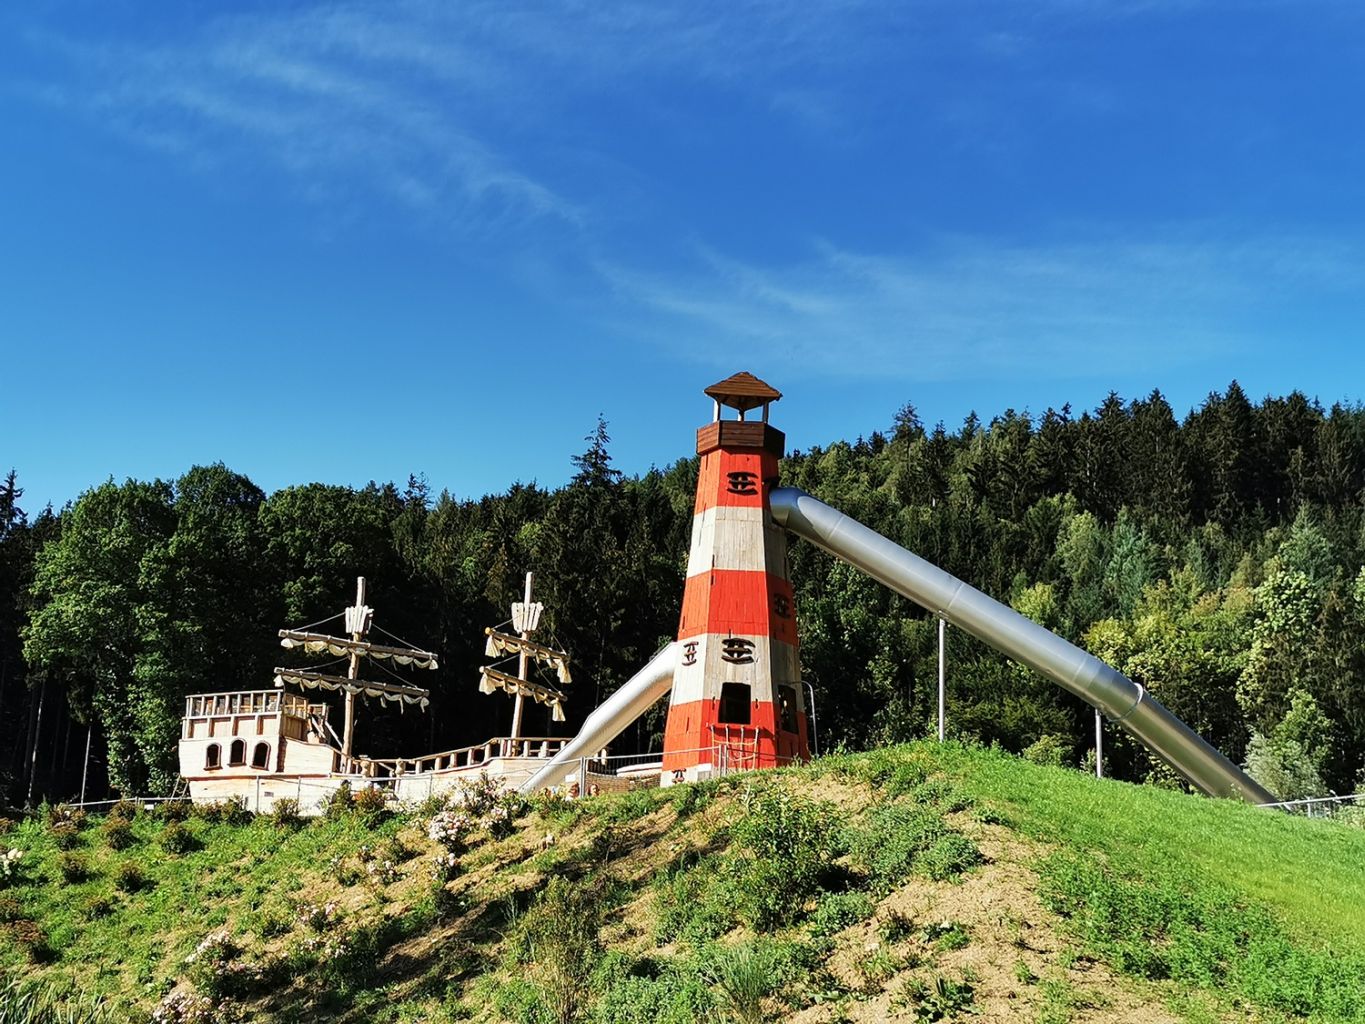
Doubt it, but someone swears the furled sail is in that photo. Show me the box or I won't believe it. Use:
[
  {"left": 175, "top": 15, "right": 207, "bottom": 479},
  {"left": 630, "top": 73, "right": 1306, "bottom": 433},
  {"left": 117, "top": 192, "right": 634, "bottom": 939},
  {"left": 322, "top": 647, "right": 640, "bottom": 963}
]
[
  {"left": 278, "top": 630, "right": 439, "bottom": 670},
  {"left": 483, "top": 629, "right": 572, "bottom": 683},
  {"left": 273, "top": 668, "right": 430, "bottom": 710},
  {"left": 477, "top": 666, "right": 566, "bottom": 722}
]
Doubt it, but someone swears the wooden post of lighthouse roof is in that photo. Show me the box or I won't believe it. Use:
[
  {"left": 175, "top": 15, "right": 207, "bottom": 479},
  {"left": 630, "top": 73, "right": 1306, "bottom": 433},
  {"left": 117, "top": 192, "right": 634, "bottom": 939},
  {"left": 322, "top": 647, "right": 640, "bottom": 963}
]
[{"left": 662, "top": 372, "right": 810, "bottom": 782}]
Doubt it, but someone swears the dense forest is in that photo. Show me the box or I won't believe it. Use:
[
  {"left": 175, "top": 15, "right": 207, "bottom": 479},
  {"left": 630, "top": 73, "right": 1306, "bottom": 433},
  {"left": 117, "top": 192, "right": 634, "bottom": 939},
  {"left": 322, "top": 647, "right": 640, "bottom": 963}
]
[{"left": 5, "top": 381, "right": 1365, "bottom": 806}]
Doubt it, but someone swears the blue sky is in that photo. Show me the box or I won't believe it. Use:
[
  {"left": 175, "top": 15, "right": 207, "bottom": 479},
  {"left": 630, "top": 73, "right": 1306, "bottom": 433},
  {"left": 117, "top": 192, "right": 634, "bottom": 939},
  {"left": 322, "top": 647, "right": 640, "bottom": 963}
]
[{"left": 3, "top": 1, "right": 1364, "bottom": 511}]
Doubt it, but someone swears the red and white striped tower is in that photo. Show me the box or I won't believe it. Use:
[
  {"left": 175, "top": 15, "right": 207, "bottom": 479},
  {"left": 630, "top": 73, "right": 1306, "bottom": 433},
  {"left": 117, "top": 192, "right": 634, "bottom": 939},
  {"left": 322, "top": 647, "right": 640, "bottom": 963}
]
[{"left": 662, "top": 372, "right": 809, "bottom": 782}]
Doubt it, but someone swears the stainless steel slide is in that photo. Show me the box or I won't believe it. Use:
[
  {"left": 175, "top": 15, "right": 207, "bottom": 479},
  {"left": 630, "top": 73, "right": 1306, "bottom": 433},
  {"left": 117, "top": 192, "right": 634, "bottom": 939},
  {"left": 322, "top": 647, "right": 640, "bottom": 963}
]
[
  {"left": 770, "top": 487, "right": 1275, "bottom": 804},
  {"left": 518, "top": 642, "right": 678, "bottom": 794}
]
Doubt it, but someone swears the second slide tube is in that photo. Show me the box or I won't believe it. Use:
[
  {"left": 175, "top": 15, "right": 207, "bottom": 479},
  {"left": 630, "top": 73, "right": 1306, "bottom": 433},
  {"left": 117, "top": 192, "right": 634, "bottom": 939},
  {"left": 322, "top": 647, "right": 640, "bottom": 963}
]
[{"left": 769, "top": 487, "right": 1275, "bottom": 805}]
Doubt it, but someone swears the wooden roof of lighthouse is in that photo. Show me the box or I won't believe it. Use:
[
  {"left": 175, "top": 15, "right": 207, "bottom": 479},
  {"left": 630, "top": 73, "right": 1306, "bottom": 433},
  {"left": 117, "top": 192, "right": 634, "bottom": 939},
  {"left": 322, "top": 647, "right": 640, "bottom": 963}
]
[{"left": 704, "top": 371, "right": 782, "bottom": 413}]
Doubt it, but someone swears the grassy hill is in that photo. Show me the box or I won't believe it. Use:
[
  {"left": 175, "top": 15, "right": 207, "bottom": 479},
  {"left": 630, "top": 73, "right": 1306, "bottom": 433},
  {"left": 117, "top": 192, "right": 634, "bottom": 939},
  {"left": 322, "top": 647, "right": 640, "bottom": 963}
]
[{"left": 2, "top": 743, "right": 1363, "bottom": 1023}]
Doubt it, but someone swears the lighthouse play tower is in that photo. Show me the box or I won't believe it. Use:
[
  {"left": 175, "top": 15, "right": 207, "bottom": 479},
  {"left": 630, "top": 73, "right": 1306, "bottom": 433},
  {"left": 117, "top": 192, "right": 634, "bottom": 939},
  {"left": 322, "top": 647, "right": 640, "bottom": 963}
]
[{"left": 661, "top": 372, "right": 810, "bottom": 781}]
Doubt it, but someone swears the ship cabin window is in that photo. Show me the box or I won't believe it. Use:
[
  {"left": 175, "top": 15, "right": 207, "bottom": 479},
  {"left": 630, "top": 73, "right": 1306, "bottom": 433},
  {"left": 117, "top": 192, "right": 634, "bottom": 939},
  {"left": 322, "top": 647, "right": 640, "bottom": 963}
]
[
  {"left": 205, "top": 743, "right": 222, "bottom": 770},
  {"left": 717, "top": 682, "right": 751, "bottom": 725},
  {"left": 251, "top": 742, "right": 271, "bottom": 770},
  {"left": 228, "top": 739, "right": 246, "bottom": 767},
  {"left": 778, "top": 685, "right": 799, "bottom": 734}
]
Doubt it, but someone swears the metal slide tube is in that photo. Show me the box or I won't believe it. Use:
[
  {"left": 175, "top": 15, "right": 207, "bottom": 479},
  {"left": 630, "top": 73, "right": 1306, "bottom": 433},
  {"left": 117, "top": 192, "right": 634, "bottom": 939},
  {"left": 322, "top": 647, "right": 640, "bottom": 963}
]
[
  {"left": 770, "top": 488, "right": 1275, "bottom": 804},
  {"left": 519, "top": 643, "right": 678, "bottom": 794}
]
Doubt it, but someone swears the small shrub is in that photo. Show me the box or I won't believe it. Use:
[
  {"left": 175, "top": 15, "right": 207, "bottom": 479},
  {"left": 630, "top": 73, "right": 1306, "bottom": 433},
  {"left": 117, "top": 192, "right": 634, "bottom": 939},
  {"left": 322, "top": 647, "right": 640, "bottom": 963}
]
[
  {"left": 0, "top": 893, "right": 22, "bottom": 921},
  {"left": 430, "top": 852, "right": 460, "bottom": 884},
  {"left": 102, "top": 817, "right": 135, "bottom": 850},
  {"left": 893, "top": 974, "right": 975, "bottom": 1022},
  {"left": 83, "top": 892, "right": 117, "bottom": 920},
  {"left": 808, "top": 891, "right": 876, "bottom": 937},
  {"left": 323, "top": 782, "right": 355, "bottom": 820},
  {"left": 910, "top": 778, "right": 973, "bottom": 813},
  {"left": 270, "top": 797, "right": 304, "bottom": 830},
  {"left": 878, "top": 910, "right": 916, "bottom": 944},
  {"left": 184, "top": 929, "right": 248, "bottom": 998},
  {"left": 918, "top": 834, "right": 982, "bottom": 882},
  {"left": 456, "top": 772, "right": 502, "bottom": 817},
  {"left": 1022, "top": 734, "right": 1071, "bottom": 768},
  {"left": 113, "top": 861, "right": 150, "bottom": 893},
  {"left": 151, "top": 989, "right": 230, "bottom": 1023},
  {"left": 47, "top": 802, "right": 88, "bottom": 828},
  {"left": 847, "top": 803, "right": 948, "bottom": 893},
  {"left": 379, "top": 835, "right": 414, "bottom": 864},
  {"left": 50, "top": 821, "right": 81, "bottom": 850},
  {"left": 592, "top": 953, "right": 716, "bottom": 1024},
  {"left": 366, "top": 859, "right": 401, "bottom": 886},
  {"left": 299, "top": 901, "right": 342, "bottom": 931},
  {"left": 414, "top": 791, "right": 449, "bottom": 818},
  {"left": 161, "top": 821, "right": 198, "bottom": 855},
  {"left": 155, "top": 799, "right": 193, "bottom": 823},
  {"left": 57, "top": 852, "right": 91, "bottom": 883},
  {"left": 652, "top": 858, "right": 732, "bottom": 945},
  {"left": 353, "top": 785, "right": 389, "bottom": 821},
  {"left": 485, "top": 796, "right": 522, "bottom": 839},
  {"left": 725, "top": 788, "right": 839, "bottom": 929},
  {"left": 703, "top": 943, "right": 777, "bottom": 1024},
  {"left": 107, "top": 799, "right": 141, "bottom": 823},
  {"left": 9, "top": 919, "right": 53, "bottom": 962},
  {"left": 193, "top": 796, "right": 251, "bottom": 826},
  {"left": 922, "top": 920, "right": 970, "bottom": 951},
  {"left": 510, "top": 877, "right": 603, "bottom": 1024},
  {"left": 428, "top": 809, "right": 476, "bottom": 852},
  {"left": 855, "top": 949, "right": 902, "bottom": 992}
]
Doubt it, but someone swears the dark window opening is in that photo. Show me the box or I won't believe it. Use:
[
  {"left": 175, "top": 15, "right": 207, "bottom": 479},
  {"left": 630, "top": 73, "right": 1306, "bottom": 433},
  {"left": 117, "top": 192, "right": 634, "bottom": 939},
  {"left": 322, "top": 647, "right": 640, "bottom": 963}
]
[
  {"left": 718, "top": 682, "right": 751, "bottom": 725},
  {"left": 205, "top": 743, "right": 221, "bottom": 770},
  {"left": 229, "top": 739, "right": 246, "bottom": 766},
  {"left": 778, "top": 685, "right": 798, "bottom": 734},
  {"left": 251, "top": 742, "right": 271, "bottom": 770}
]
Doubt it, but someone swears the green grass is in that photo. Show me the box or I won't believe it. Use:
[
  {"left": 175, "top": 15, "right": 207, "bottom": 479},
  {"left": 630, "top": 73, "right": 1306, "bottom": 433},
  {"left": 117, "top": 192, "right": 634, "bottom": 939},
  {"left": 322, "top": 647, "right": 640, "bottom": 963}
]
[
  {"left": 911, "top": 741, "right": 1365, "bottom": 951},
  {"left": 3, "top": 742, "right": 1364, "bottom": 1022}
]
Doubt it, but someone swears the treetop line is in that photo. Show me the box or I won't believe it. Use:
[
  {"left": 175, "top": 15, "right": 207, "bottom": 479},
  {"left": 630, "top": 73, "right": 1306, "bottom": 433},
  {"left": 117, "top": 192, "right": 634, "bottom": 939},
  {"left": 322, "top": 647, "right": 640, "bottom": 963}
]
[{"left": 4, "top": 382, "right": 1365, "bottom": 805}]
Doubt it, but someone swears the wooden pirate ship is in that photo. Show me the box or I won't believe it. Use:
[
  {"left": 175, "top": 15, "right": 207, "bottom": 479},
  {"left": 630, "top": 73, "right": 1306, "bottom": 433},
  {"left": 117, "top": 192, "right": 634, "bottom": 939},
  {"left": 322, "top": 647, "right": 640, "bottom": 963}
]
[{"left": 177, "top": 574, "right": 573, "bottom": 813}]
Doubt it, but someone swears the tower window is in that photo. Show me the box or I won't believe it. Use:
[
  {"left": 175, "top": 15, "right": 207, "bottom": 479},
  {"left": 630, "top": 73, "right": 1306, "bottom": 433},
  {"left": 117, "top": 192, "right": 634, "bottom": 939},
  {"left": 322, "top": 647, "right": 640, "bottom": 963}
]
[
  {"left": 718, "top": 682, "right": 751, "bottom": 725},
  {"left": 205, "top": 743, "right": 221, "bottom": 770},
  {"left": 251, "top": 742, "right": 271, "bottom": 770},
  {"left": 228, "top": 739, "right": 246, "bottom": 766}
]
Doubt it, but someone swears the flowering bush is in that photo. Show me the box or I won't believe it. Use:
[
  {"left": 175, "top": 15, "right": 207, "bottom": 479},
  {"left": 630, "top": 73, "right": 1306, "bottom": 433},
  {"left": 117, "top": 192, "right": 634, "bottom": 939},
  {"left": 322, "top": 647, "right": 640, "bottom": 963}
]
[
  {"left": 1, "top": 848, "right": 23, "bottom": 885},
  {"left": 366, "top": 859, "right": 401, "bottom": 886},
  {"left": 430, "top": 852, "right": 460, "bottom": 883},
  {"left": 427, "top": 810, "right": 476, "bottom": 852},
  {"left": 485, "top": 801, "right": 518, "bottom": 840},
  {"left": 457, "top": 772, "right": 502, "bottom": 816},
  {"left": 184, "top": 930, "right": 250, "bottom": 997},
  {"left": 299, "top": 900, "right": 342, "bottom": 931},
  {"left": 152, "top": 990, "right": 241, "bottom": 1024}
]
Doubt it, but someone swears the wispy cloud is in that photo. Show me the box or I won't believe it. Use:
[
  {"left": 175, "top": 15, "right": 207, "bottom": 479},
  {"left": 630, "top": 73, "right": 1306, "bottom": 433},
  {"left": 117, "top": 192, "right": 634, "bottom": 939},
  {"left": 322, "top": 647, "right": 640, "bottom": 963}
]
[{"left": 596, "top": 233, "right": 1365, "bottom": 379}]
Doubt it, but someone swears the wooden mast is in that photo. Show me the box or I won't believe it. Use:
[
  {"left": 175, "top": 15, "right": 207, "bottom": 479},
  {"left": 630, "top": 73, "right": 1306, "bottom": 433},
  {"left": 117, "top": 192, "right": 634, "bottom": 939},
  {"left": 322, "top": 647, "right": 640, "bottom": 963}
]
[
  {"left": 509, "top": 572, "right": 533, "bottom": 739},
  {"left": 477, "top": 572, "right": 569, "bottom": 734},
  {"left": 342, "top": 576, "right": 367, "bottom": 769}
]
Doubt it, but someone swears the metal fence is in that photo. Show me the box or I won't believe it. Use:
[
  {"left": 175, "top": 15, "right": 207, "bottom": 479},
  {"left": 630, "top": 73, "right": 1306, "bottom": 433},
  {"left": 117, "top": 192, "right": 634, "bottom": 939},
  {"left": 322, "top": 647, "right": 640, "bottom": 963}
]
[{"left": 1258, "top": 792, "right": 1365, "bottom": 822}]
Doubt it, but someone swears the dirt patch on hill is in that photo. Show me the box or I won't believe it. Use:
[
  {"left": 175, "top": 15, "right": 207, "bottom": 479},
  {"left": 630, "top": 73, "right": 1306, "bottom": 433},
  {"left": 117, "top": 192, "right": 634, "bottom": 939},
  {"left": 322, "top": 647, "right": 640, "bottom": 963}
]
[{"left": 789, "top": 824, "right": 1211, "bottom": 1024}]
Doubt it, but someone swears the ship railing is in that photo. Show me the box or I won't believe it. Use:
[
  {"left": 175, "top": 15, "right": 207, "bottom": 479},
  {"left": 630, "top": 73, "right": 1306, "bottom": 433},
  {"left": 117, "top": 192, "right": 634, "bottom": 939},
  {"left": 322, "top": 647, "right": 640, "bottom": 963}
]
[
  {"left": 339, "top": 736, "right": 569, "bottom": 778},
  {"left": 183, "top": 690, "right": 309, "bottom": 720}
]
